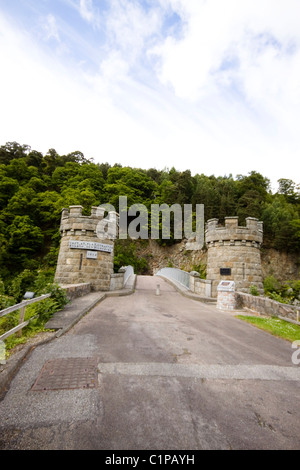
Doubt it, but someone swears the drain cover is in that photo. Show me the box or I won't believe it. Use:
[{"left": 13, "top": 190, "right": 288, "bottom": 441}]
[{"left": 31, "top": 357, "right": 98, "bottom": 391}]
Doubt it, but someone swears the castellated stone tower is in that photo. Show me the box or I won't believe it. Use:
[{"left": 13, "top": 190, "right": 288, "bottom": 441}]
[
  {"left": 205, "top": 216, "right": 264, "bottom": 297},
  {"left": 54, "top": 205, "right": 118, "bottom": 291}
]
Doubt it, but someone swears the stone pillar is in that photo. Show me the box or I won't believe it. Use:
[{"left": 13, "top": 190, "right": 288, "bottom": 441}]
[
  {"left": 217, "top": 281, "right": 236, "bottom": 310},
  {"left": 54, "top": 206, "right": 118, "bottom": 291}
]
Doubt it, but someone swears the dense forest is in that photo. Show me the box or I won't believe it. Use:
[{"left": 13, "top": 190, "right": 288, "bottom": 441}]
[{"left": 0, "top": 141, "right": 299, "bottom": 302}]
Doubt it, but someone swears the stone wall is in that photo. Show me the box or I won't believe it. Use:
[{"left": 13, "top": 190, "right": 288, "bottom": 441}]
[
  {"left": 236, "top": 292, "right": 300, "bottom": 322},
  {"left": 110, "top": 273, "right": 124, "bottom": 291},
  {"left": 189, "top": 272, "right": 212, "bottom": 297},
  {"left": 59, "top": 283, "right": 91, "bottom": 300}
]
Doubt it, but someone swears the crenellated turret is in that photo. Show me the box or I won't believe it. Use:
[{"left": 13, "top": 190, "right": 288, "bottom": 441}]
[
  {"left": 205, "top": 217, "right": 264, "bottom": 297},
  {"left": 54, "top": 205, "right": 119, "bottom": 291}
]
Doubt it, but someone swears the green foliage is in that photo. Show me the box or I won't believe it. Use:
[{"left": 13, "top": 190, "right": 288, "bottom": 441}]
[
  {"left": 0, "top": 294, "right": 15, "bottom": 310},
  {"left": 263, "top": 275, "right": 281, "bottom": 294},
  {"left": 262, "top": 195, "right": 300, "bottom": 251},
  {"left": 0, "top": 279, "right": 68, "bottom": 353},
  {"left": 113, "top": 240, "right": 149, "bottom": 274},
  {"left": 236, "top": 315, "right": 300, "bottom": 343},
  {"left": 39, "top": 281, "right": 68, "bottom": 310},
  {"left": 263, "top": 276, "right": 300, "bottom": 305},
  {"left": 0, "top": 278, "right": 15, "bottom": 309},
  {"left": 0, "top": 140, "right": 298, "bottom": 286},
  {"left": 249, "top": 284, "right": 260, "bottom": 296},
  {"left": 8, "top": 269, "right": 37, "bottom": 302},
  {"left": 192, "top": 263, "right": 207, "bottom": 279}
]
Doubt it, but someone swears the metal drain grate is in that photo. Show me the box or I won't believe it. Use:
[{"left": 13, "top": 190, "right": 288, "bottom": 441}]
[{"left": 31, "top": 357, "right": 98, "bottom": 391}]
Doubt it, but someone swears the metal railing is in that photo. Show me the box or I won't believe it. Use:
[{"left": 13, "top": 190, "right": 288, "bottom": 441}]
[
  {"left": 155, "top": 267, "right": 190, "bottom": 290},
  {"left": 0, "top": 294, "right": 51, "bottom": 341}
]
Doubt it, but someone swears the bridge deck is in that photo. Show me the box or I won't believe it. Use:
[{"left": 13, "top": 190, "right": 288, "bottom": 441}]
[{"left": 1, "top": 275, "right": 300, "bottom": 450}]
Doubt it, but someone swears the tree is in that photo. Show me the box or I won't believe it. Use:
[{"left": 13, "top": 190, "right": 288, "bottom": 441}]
[
  {"left": 277, "top": 178, "right": 299, "bottom": 204},
  {"left": 0, "top": 176, "right": 19, "bottom": 209},
  {"left": 104, "top": 167, "right": 157, "bottom": 209},
  {"left": 262, "top": 195, "right": 300, "bottom": 251},
  {"left": 0, "top": 142, "right": 30, "bottom": 164},
  {"left": 192, "top": 174, "right": 221, "bottom": 220},
  {"left": 7, "top": 215, "right": 44, "bottom": 254}
]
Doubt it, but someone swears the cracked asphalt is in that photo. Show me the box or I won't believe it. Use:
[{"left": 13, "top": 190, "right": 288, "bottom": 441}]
[{"left": 1, "top": 275, "right": 300, "bottom": 450}]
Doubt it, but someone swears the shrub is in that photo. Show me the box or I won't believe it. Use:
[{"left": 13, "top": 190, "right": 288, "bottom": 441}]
[
  {"left": 250, "top": 284, "right": 260, "bottom": 296},
  {"left": 113, "top": 240, "right": 149, "bottom": 274},
  {"left": 192, "top": 263, "right": 207, "bottom": 279},
  {"left": 8, "top": 269, "right": 37, "bottom": 302},
  {"left": 263, "top": 275, "right": 281, "bottom": 294}
]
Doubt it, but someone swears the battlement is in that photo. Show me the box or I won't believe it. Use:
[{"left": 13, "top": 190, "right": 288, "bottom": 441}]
[
  {"left": 55, "top": 205, "right": 118, "bottom": 291},
  {"left": 60, "top": 205, "right": 119, "bottom": 239},
  {"left": 205, "top": 216, "right": 263, "bottom": 246}
]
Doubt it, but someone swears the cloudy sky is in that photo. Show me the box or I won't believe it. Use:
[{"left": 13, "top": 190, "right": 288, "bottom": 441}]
[{"left": 0, "top": 0, "right": 299, "bottom": 190}]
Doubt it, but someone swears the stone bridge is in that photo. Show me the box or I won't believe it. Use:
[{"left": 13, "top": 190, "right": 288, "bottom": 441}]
[{"left": 1, "top": 274, "right": 300, "bottom": 450}]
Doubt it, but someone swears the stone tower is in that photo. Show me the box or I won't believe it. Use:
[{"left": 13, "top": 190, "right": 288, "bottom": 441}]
[
  {"left": 54, "top": 205, "right": 118, "bottom": 291},
  {"left": 205, "top": 216, "right": 263, "bottom": 297}
]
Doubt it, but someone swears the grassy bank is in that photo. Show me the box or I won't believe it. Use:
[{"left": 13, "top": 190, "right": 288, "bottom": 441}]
[{"left": 236, "top": 315, "right": 300, "bottom": 342}]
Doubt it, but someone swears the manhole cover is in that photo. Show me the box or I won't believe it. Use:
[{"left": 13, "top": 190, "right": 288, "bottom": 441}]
[{"left": 31, "top": 357, "right": 98, "bottom": 391}]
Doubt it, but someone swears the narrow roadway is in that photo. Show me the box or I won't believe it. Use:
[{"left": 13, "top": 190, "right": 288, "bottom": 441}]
[{"left": 0, "top": 276, "right": 300, "bottom": 450}]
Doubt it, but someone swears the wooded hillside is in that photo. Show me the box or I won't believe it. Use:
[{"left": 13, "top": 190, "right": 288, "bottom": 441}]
[{"left": 0, "top": 141, "right": 299, "bottom": 293}]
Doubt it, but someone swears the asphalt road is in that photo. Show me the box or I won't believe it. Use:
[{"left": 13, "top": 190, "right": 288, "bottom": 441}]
[{"left": 0, "top": 275, "right": 300, "bottom": 450}]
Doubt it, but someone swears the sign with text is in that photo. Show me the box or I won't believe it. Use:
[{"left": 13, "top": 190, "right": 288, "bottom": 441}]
[
  {"left": 86, "top": 251, "right": 98, "bottom": 259},
  {"left": 69, "top": 240, "right": 113, "bottom": 253},
  {"left": 220, "top": 268, "right": 231, "bottom": 276}
]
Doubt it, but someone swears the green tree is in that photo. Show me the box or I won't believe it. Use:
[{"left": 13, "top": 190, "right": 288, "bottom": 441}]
[
  {"left": 262, "top": 195, "right": 300, "bottom": 251},
  {"left": 7, "top": 215, "right": 44, "bottom": 255},
  {"left": 277, "top": 178, "right": 300, "bottom": 204},
  {"left": 0, "top": 176, "right": 19, "bottom": 209},
  {"left": 236, "top": 171, "right": 271, "bottom": 222},
  {"left": 0, "top": 142, "right": 30, "bottom": 164}
]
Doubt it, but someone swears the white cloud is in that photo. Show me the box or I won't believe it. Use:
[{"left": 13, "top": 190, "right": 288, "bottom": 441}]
[
  {"left": 152, "top": 0, "right": 300, "bottom": 104},
  {"left": 149, "top": 0, "right": 300, "bottom": 181},
  {"left": 104, "top": 0, "right": 162, "bottom": 64},
  {"left": 79, "top": 0, "right": 93, "bottom": 22},
  {"left": 78, "top": 0, "right": 100, "bottom": 28},
  {"left": 0, "top": 2, "right": 299, "bottom": 190},
  {"left": 42, "top": 14, "right": 60, "bottom": 42}
]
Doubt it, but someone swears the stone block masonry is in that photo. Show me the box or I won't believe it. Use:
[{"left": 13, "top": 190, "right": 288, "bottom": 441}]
[
  {"left": 236, "top": 292, "right": 300, "bottom": 322},
  {"left": 206, "top": 217, "right": 264, "bottom": 297},
  {"left": 54, "top": 205, "right": 116, "bottom": 291}
]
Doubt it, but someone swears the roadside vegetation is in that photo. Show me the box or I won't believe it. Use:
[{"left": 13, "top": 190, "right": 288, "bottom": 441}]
[
  {"left": 0, "top": 273, "right": 68, "bottom": 356},
  {"left": 263, "top": 276, "right": 300, "bottom": 305},
  {"left": 236, "top": 315, "right": 300, "bottom": 343}
]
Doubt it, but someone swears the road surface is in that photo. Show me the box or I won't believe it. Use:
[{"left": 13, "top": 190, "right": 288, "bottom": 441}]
[{"left": 0, "top": 275, "right": 300, "bottom": 450}]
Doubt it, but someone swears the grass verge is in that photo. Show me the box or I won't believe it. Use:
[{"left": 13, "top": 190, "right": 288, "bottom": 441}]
[{"left": 235, "top": 315, "right": 300, "bottom": 343}]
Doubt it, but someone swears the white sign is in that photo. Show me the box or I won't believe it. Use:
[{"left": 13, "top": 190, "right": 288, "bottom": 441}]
[
  {"left": 69, "top": 240, "right": 113, "bottom": 253},
  {"left": 87, "top": 251, "right": 98, "bottom": 259}
]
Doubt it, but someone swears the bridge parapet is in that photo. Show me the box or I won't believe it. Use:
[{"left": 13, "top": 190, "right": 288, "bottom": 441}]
[{"left": 156, "top": 267, "right": 212, "bottom": 298}]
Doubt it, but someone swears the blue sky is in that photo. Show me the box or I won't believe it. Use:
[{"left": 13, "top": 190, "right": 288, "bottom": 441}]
[{"left": 0, "top": 0, "right": 299, "bottom": 190}]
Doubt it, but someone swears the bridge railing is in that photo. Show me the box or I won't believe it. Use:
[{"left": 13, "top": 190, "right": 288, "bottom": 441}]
[
  {"left": 155, "top": 267, "right": 190, "bottom": 290},
  {"left": 155, "top": 267, "right": 212, "bottom": 297},
  {"left": 0, "top": 294, "right": 51, "bottom": 341}
]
